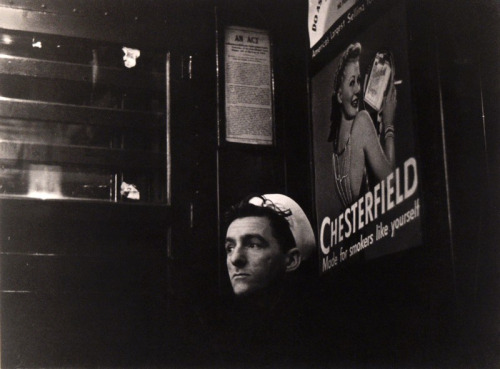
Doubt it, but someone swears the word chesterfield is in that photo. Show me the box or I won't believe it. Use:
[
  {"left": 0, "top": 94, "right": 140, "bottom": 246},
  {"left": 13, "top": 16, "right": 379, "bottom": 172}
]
[{"left": 320, "top": 157, "right": 420, "bottom": 271}]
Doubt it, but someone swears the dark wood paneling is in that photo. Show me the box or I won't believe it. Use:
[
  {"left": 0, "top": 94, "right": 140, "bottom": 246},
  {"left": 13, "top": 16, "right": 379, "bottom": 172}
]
[
  {"left": 218, "top": 149, "right": 285, "bottom": 211},
  {"left": 0, "top": 198, "right": 171, "bottom": 367},
  {"left": 273, "top": 0, "right": 313, "bottom": 220},
  {"left": 1, "top": 253, "right": 167, "bottom": 293},
  {"left": 1, "top": 291, "right": 169, "bottom": 367},
  {"left": 433, "top": 1, "right": 499, "bottom": 367},
  {"left": 0, "top": 199, "right": 170, "bottom": 254}
]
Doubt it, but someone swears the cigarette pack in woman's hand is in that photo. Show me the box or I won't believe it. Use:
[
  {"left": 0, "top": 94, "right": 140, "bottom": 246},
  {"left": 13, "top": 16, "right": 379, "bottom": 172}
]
[{"left": 364, "top": 53, "right": 392, "bottom": 111}]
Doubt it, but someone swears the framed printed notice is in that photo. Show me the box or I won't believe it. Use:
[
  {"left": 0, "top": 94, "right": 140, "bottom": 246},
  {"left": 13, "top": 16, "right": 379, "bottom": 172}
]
[{"left": 224, "top": 26, "right": 274, "bottom": 146}]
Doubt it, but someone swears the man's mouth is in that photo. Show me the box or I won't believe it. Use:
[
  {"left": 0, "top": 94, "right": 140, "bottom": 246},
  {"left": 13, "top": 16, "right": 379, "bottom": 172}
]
[{"left": 232, "top": 273, "right": 250, "bottom": 279}]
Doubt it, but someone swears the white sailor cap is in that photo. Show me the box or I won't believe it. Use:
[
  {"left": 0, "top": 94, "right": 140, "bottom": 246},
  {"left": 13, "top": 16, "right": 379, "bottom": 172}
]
[{"left": 248, "top": 194, "right": 316, "bottom": 261}]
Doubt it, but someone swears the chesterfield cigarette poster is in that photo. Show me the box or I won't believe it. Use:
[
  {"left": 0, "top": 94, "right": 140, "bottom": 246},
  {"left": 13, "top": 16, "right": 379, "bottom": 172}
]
[{"left": 310, "top": 1, "right": 422, "bottom": 275}]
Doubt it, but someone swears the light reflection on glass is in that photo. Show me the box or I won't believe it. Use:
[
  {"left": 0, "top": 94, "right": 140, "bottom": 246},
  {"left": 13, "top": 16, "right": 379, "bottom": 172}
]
[
  {"left": 0, "top": 164, "right": 112, "bottom": 201},
  {"left": 1, "top": 35, "right": 13, "bottom": 45},
  {"left": 27, "top": 164, "right": 63, "bottom": 199}
]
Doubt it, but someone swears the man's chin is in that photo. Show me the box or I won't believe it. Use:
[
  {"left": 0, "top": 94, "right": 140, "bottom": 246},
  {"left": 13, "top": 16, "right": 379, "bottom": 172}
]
[
  {"left": 231, "top": 281, "right": 281, "bottom": 299},
  {"left": 232, "top": 283, "right": 255, "bottom": 297}
]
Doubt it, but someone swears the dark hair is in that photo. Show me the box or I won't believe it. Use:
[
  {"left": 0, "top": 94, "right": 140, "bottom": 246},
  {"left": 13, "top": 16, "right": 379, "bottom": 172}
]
[
  {"left": 224, "top": 195, "right": 296, "bottom": 253},
  {"left": 328, "top": 42, "right": 362, "bottom": 144}
]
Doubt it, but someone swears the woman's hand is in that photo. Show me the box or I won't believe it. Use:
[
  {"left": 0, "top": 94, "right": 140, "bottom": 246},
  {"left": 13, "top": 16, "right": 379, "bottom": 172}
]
[{"left": 382, "top": 79, "right": 397, "bottom": 127}]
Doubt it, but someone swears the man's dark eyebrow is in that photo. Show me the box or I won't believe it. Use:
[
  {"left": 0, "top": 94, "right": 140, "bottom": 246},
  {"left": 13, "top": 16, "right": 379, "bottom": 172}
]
[
  {"left": 242, "top": 234, "right": 269, "bottom": 246},
  {"left": 224, "top": 234, "right": 270, "bottom": 247}
]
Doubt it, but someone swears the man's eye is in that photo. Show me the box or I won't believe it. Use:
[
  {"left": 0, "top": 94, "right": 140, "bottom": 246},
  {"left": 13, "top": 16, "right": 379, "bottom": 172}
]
[
  {"left": 247, "top": 242, "right": 262, "bottom": 249},
  {"left": 225, "top": 243, "right": 234, "bottom": 253}
]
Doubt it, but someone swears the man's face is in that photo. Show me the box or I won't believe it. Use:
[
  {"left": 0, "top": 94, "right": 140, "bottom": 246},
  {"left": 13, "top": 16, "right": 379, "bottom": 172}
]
[{"left": 225, "top": 216, "right": 287, "bottom": 296}]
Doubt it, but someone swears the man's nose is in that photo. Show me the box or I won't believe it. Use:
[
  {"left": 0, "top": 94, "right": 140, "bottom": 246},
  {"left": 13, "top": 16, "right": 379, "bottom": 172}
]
[{"left": 230, "top": 245, "right": 247, "bottom": 267}]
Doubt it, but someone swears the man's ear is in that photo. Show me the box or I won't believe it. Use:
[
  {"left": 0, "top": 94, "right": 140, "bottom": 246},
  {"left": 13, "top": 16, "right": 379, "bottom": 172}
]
[{"left": 285, "top": 248, "right": 301, "bottom": 272}]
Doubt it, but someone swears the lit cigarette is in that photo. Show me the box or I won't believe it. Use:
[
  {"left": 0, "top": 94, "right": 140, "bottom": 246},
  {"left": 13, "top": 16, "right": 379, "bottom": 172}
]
[{"left": 394, "top": 80, "right": 403, "bottom": 85}]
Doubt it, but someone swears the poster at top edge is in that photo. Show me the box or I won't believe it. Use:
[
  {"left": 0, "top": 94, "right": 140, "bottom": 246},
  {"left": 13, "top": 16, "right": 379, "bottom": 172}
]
[{"left": 308, "top": 0, "right": 359, "bottom": 48}]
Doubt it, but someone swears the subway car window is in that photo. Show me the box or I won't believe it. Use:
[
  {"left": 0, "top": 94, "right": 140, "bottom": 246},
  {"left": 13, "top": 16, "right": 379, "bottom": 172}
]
[{"left": 0, "top": 30, "right": 168, "bottom": 202}]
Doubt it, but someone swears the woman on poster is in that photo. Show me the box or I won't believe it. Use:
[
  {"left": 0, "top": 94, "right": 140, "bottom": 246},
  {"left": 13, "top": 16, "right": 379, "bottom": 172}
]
[{"left": 328, "top": 42, "right": 397, "bottom": 209}]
